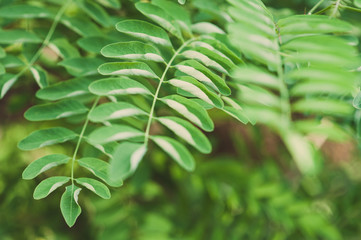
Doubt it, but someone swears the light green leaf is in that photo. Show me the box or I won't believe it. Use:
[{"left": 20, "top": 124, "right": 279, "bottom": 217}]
[
  {"left": 0, "top": 64, "right": 4, "bottom": 74},
  {"left": 30, "top": 66, "right": 48, "bottom": 89},
  {"left": 353, "top": 91, "right": 361, "bottom": 109},
  {"left": 157, "top": 116, "right": 211, "bottom": 154},
  {"left": 175, "top": 60, "right": 231, "bottom": 96},
  {"left": 0, "top": 29, "right": 41, "bottom": 44},
  {"left": 191, "top": 22, "right": 225, "bottom": 35},
  {"left": 89, "top": 77, "right": 152, "bottom": 96},
  {"left": 168, "top": 76, "right": 223, "bottom": 108},
  {"left": 77, "top": 36, "right": 114, "bottom": 53},
  {"left": 181, "top": 50, "right": 228, "bottom": 74},
  {"left": 22, "top": 154, "right": 70, "bottom": 180},
  {"left": 232, "top": 65, "right": 279, "bottom": 90},
  {"left": 222, "top": 107, "right": 250, "bottom": 125},
  {"left": 0, "top": 4, "right": 52, "bottom": 19},
  {"left": 161, "top": 95, "right": 214, "bottom": 131},
  {"left": 60, "top": 185, "right": 82, "bottom": 227},
  {"left": 36, "top": 77, "right": 94, "bottom": 101},
  {"left": 88, "top": 124, "right": 143, "bottom": 145},
  {"left": 0, "top": 55, "right": 24, "bottom": 68},
  {"left": 89, "top": 102, "right": 147, "bottom": 122},
  {"left": 96, "top": 0, "right": 121, "bottom": 9},
  {"left": 135, "top": 2, "right": 183, "bottom": 40},
  {"left": 98, "top": 62, "right": 158, "bottom": 78},
  {"left": 49, "top": 38, "right": 80, "bottom": 59},
  {"left": 59, "top": 57, "right": 104, "bottom": 77},
  {"left": 292, "top": 99, "right": 354, "bottom": 116},
  {"left": 116, "top": 20, "right": 172, "bottom": 47},
  {"left": 77, "top": 157, "right": 123, "bottom": 187},
  {"left": 0, "top": 47, "right": 6, "bottom": 58},
  {"left": 24, "top": 100, "right": 88, "bottom": 121},
  {"left": 178, "top": 0, "right": 186, "bottom": 4},
  {"left": 101, "top": 41, "right": 164, "bottom": 62},
  {"left": 282, "top": 132, "right": 316, "bottom": 174},
  {"left": 0, "top": 73, "right": 18, "bottom": 99},
  {"left": 152, "top": 0, "right": 191, "bottom": 34},
  {"left": 61, "top": 16, "right": 102, "bottom": 37},
  {"left": 278, "top": 15, "right": 353, "bottom": 35},
  {"left": 356, "top": 0, "right": 361, "bottom": 8},
  {"left": 33, "top": 176, "right": 70, "bottom": 199},
  {"left": 75, "top": 178, "right": 111, "bottom": 199},
  {"left": 18, "top": 127, "right": 77, "bottom": 150},
  {"left": 76, "top": 0, "right": 111, "bottom": 27},
  {"left": 151, "top": 136, "right": 195, "bottom": 171},
  {"left": 110, "top": 142, "right": 147, "bottom": 182}
]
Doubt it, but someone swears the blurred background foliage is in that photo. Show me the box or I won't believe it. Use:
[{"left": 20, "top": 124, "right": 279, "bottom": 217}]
[{"left": 1, "top": 0, "right": 361, "bottom": 239}]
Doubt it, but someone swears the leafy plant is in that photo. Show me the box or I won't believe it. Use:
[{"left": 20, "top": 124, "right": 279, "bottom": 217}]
[{"left": 1, "top": 0, "right": 360, "bottom": 230}]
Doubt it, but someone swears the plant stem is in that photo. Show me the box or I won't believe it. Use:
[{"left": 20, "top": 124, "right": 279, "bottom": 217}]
[
  {"left": 342, "top": 5, "right": 361, "bottom": 13},
  {"left": 331, "top": 0, "right": 342, "bottom": 17},
  {"left": 308, "top": 0, "right": 325, "bottom": 14},
  {"left": 143, "top": 38, "right": 195, "bottom": 146},
  {"left": 70, "top": 97, "right": 100, "bottom": 183}
]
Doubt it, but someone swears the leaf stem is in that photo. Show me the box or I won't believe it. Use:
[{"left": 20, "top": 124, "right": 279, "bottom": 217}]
[
  {"left": 70, "top": 97, "right": 100, "bottom": 184},
  {"left": 308, "top": 0, "right": 325, "bottom": 14},
  {"left": 143, "top": 38, "right": 195, "bottom": 146}
]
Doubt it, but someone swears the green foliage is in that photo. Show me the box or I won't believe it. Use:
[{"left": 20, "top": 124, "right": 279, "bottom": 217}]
[{"left": 0, "top": 0, "right": 361, "bottom": 235}]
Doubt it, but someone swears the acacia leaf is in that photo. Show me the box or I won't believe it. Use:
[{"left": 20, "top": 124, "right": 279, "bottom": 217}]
[
  {"left": 22, "top": 154, "right": 70, "bottom": 180},
  {"left": 33, "top": 176, "right": 70, "bottom": 200},
  {"left": 75, "top": 178, "right": 111, "bottom": 199},
  {"left": 89, "top": 102, "right": 147, "bottom": 122},
  {"left": 18, "top": 127, "right": 77, "bottom": 150},
  {"left": 89, "top": 77, "right": 152, "bottom": 96},
  {"left": 60, "top": 185, "right": 82, "bottom": 227}
]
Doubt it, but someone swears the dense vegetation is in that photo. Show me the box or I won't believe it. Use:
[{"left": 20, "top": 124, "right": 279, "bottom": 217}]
[{"left": 1, "top": 0, "right": 361, "bottom": 239}]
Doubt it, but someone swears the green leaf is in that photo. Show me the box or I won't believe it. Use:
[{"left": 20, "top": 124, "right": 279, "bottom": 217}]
[
  {"left": 161, "top": 95, "right": 214, "bottom": 131},
  {"left": 191, "top": 22, "right": 225, "bottom": 35},
  {"left": 116, "top": 20, "right": 172, "bottom": 47},
  {"left": 0, "top": 73, "right": 18, "bottom": 99},
  {"left": 89, "top": 77, "right": 153, "bottom": 96},
  {"left": 30, "top": 66, "right": 48, "bottom": 89},
  {"left": 98, "top": 62, "right": 158, "bottom": 78},
  {"left": 75, "top": 178, "right": 111, "bottom": 199},
  {"left": 151, "top": 136, "right": 195, "bottom": 171},
  {"left": 77, "top": 157, "right": 123, "bottom": 187},
  {"left": 356, "top": 0, "right": 361, "bottom": 8},
  {"left": 24, "top": 100, "right": 88, "bottom": 121},
  {"left": 278, "top": 15, "right": 353, "bottom": 36},
  {"left": 222, "top": 107, "right": 250, "bottom": 125},
  {"left": 101, "top": 41, "right": 165, "bottom": 62},
  {"left": 0, "top": 4, "right": 52, "bottom": 19},
  {"left": 0, "top": 64, "right": 4, "bottom": 74},
  {"left": 89, "top": 102, "right": 147, "bottom": 122},
  {"left": 292, "top": 99, "right": 354, "bottom": 116},
  {"left": 0, "top": 55, "right": 24, "bottom": 68},
  {"left": 152, "top": 0, "right": 191, "bottom": 35},
  {"left": 110, "top": 142, "right": 147, "bottom": 182},
  {"left": 282, "top": 132, "right": 316, "bottom": 174},
  {"left": 175, "top": 60, "right": 231, "bottom": 96},
  {"left": 22, "top": 154, "right": 70, "bottom": 180},
  {"left": 0, "top": 29, "right": 41, "bottom": 44},
  {"left": 232, "top": 65, "right": 279, "bottom": 90},
  {"left": 33, "top": 176, "right": 70, "bottom": 199},
  {"left": 168, "top": 76, "right": 223, "bottom": 108},
  {"left": 76, "top": 0, "right": 111, "bottom": 27},
  {"left": 0, "top": 47, "right": 6, "bottom": 58},
  {"left": 36, "top": 77, "right": 94, "bottom": 101},
  {"left": 135, "top": 2, "right": 183, "bottom": 40},
  {"left": 59, "top": 57, "right": 104, "bottom": 77},
  {"left": 18, "top": 127, "right": 77, "bottom": 150},
  {"left": 157, "top": 116, "right": 211, "bottom": 154},
  {"left": 77, "top": 36, "right": 114, "bottom": 53},
  {"left": 88, "top": 124, "right": 143, "bottom": 145},
  {"left": 49, "top": 38, "right": 81, "bottom": 59},
  {"left": 96, "top": 0, "right": 121, "bottom": 9},
  {"left": 353, "top": 91, "right": 361, "bottom": 109},
  {"left": 61, "top": 16, "right": 102, "bottom": 37},
  {"left": 60, "top": 185, "right": 82, "bottom": 227}
]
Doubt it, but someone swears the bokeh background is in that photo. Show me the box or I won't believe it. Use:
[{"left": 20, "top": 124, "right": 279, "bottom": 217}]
[{"left": 1, "top": 0, "right": 361, "bottom": 239}]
